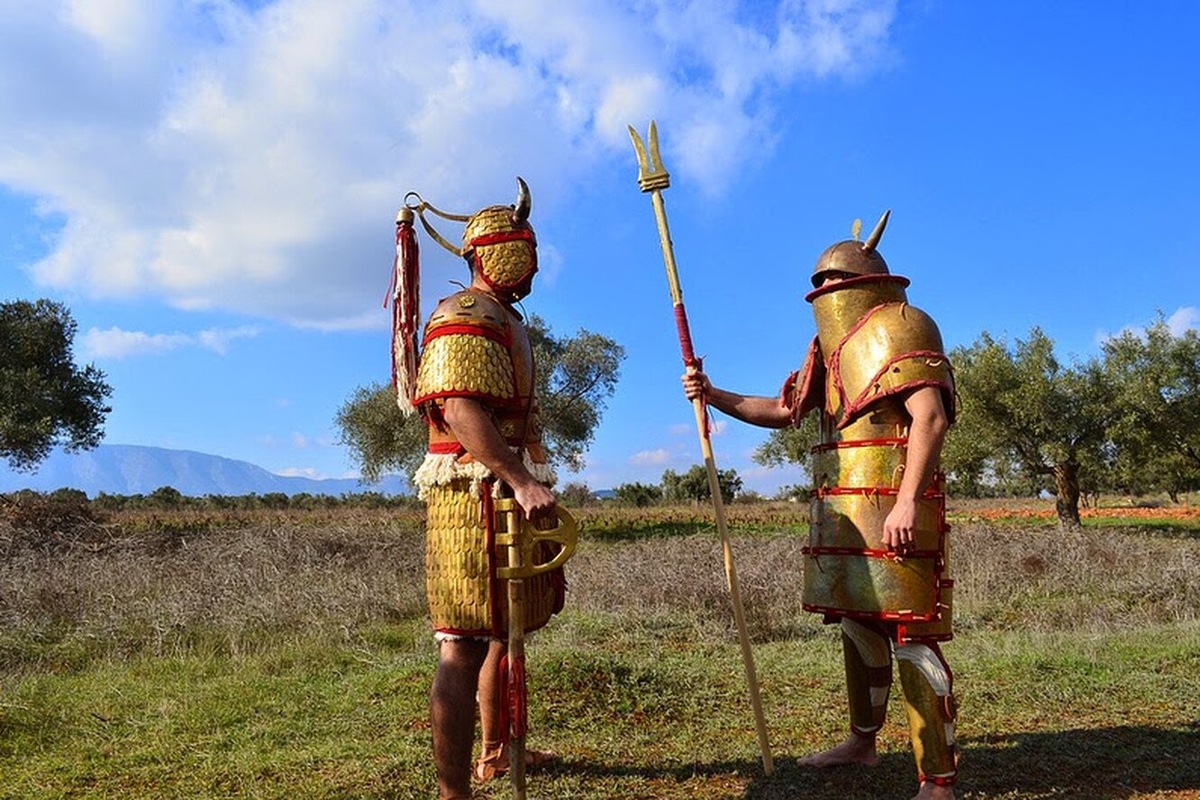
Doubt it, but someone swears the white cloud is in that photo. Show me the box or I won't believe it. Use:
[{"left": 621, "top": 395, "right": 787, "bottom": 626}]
[
  {"left": 1096, "top": 306, "right": 1200, "bottom": 345},
  {"left": 82, "top": 325, "right": 260, "bottom": 358},
  {"left": 1, "top": 0, "right": 898, "bottom": 328},
  {"left": 1166, "top": 306, "right": 1199, "bottom": 336},
  {"left": 629, "top": 448, "right": 671, "bottom": 465},
  {"left": 276, "top": 466, "right": 320, "bottom": 479}
]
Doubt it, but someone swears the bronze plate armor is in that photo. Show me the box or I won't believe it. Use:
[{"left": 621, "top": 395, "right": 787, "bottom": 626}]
[{"left": 799, "top": 269, "right": 955, "bottom": 643}]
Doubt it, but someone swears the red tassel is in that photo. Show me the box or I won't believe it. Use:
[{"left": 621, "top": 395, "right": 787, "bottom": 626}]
[
  {"left": 495, "top": 653, "right": 527, "bottom": 741},
  {"left": 391, "top": 215, "right": 420, "bottom": 414},
  {"left": 509, "top": 654, "right": 528, "bottom": 739},
  {"left": 497, "top": 653, "right": 511, "bottom": 743}
]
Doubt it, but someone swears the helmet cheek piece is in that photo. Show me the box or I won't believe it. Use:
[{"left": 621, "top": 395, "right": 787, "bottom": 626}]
[{"left": 466, "top": 228, "right": 538, "bottom": 299}]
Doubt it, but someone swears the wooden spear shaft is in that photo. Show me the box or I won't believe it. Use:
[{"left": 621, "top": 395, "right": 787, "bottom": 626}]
[{"left": 629, "top": 122, "right": 774, "bottom": 776}]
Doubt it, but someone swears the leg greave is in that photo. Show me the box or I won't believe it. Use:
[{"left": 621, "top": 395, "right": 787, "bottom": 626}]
[
  {"left": 841, "top": 619, "right": 892, "bottom": 734},
  {"left": 896, "top": 642, "right": 957, "bottom": 784}
]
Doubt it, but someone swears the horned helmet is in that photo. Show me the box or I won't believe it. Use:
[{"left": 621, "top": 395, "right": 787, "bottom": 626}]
[
  {"left": 809, "top": 210, "right": 893, "bottom": 288},
  {"left": 405, "top": 178, "right": 537, "bottom": 302}
]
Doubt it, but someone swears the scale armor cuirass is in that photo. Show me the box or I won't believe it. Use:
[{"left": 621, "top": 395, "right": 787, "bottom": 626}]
[
  {"left": 411, "top": 288, "right": 560, "bottom": 637},
  {"left": 795, "top": 273, "right": 956, "bottom": 643}
]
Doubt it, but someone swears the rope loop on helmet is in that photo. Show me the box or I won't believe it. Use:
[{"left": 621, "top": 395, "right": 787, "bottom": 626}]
[{"left": 404, "top": 191, "right": 468, "bottom": 257}]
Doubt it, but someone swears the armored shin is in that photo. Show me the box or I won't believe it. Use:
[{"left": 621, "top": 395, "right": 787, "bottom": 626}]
[
  {"left": 896, "top": 642, "right": 957, "bottom": 786},
  {"left": 841, "top": 619, "right": 892, "bottom": 735}
]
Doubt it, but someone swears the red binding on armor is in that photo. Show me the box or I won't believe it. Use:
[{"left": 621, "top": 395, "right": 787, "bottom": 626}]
[
  {"left": 427, "top": 435, "right": 527, "bottom": 456},
  {"left": 812, "top": 436, "right": 908, "bottom": 453},
  {"left": 802, "top": 545, "right": 941, "bottom": 561},
  {"left": 807, "top": 603, "right": 942, "bottom": 624},
  {"left": 423, "top": 321, "right": 511, "bottom": 348},
  {"left": 822, "top": 301, "right": 953, "bottom": 430},
  {"left": 468, "top": 228, "right": 536, "bottom": 250},
  {"left": 427, "top": 440, "right": 467, "bottom": 456},
  {"left": 811, "top": 485, "right": 944, "bottom": 499},
  {"left": 920, "top": 773, "right": 957, "bottom": 787}
]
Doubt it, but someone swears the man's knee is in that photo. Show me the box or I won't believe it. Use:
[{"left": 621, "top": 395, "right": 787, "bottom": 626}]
[{"left": 437, "top": 638, "right": 490, "bottom": 674}]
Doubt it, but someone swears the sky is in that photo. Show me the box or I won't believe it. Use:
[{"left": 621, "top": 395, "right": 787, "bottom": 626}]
[{"left": 1, "top": 0, "right": 1197, "bottom": 496}]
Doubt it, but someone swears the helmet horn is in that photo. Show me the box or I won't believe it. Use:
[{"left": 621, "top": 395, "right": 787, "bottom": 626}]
[
  {"left": 862, "top": 210, "right": 890, "bottom": 254},
  {"left": 514, "top": 177, "right": 531, "bottom": 223}
]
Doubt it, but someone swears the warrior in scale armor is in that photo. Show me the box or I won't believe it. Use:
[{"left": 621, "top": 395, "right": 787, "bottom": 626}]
[
  {"left": 683, "top": 212, "right": 959, "bottom": 799},
  {"left": 393, "top": 179, "right": 563, "bottom": 799}
]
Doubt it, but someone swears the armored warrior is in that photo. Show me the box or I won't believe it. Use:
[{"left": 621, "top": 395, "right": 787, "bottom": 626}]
[
  {"left": 393, "top": 179, "right": 565, "bottom": 800},
  {"left": 682, "top": 212, "right": 959, "bottom": 799}
]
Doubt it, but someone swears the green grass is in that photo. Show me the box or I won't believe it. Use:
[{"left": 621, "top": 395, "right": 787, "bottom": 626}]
[
  {"left": 2, "top": 619, "right": 1198, "bottom": 799},
  {"left": 3, "top": 507, "right": 1200, "bottom": 798}
]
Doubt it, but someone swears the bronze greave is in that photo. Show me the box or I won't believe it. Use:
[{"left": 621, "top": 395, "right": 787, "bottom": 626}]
[
  {"left": 841, "top": 619, "right": 892, "bottom": 734},
  {"left": 896, "top": 642, "right": 957, "bottom": 785}
]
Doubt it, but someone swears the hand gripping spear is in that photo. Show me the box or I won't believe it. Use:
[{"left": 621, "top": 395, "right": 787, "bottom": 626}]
[
  {"left": 492, "top": 498, "right": 579, "bottom": 799},
  {"left": 628, "top": 121, "right": 774, "bottom": 775}
]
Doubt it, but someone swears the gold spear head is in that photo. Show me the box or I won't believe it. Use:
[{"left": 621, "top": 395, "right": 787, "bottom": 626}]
[{"left": 628, "top": 121, "right": 671, "bottom": 193}]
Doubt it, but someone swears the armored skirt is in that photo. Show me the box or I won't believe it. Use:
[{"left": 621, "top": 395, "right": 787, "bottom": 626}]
[{"left": 424, "top": 478, "right": 563, "bottom": 638}]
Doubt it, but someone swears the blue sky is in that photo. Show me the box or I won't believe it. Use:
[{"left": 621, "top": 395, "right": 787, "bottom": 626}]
[{"left": 1, "top": 0, "right": 1197, "bottom": 495}]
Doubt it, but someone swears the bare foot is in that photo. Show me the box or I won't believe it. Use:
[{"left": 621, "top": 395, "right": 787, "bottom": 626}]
[
  {"left": 796, "top": 733, "right": 879, "bottom": 768},
  {"left": 913, "top": 781, "right": 955, "bottom": 800}
]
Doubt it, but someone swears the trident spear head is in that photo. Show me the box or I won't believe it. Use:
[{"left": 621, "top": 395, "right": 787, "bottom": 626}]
[{"left": 629, "top": 121, "right": 671, "bottom": 193}]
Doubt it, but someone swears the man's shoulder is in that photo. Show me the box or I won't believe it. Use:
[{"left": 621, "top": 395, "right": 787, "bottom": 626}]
[
  {"left": 850, "top": 301, "right": 945, "bottom": 354},
  {"left": 426, "top": 289, "right": 510, "bottom": 332}
]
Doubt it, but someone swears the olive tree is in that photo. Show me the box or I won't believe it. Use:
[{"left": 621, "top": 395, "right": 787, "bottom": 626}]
[
  {"left": 942, "top": 328, "right": 1113, "bottom": 527},
  {"left": 0, "top": 299, "right": 112, "bottom": 471},
  {"left": 1103, "top": 316, "right": 1200, "bottom": 501}
]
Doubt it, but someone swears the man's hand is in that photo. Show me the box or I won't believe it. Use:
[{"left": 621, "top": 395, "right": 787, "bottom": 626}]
[
  {"left": 883, "top": 495, "right": 918, "bottom": 552},
  {"left": 511, "top": 478, "right": 556, "bottom": 525},
  {"left": 681, "top": 369, "right": 711, "bottom": 401}
]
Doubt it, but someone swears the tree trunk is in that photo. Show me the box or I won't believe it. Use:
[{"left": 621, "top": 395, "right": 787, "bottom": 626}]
[{"left": 1053, "top": 462, "right": 1082, "bottom": 528}]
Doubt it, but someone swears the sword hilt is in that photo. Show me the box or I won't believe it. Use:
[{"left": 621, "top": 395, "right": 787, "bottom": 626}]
[{"left": 493, "top": 500, "right": 578, "bottom": 579}]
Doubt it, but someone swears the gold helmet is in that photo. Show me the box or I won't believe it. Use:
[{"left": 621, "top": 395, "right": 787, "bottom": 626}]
[
  {"left": 810, "top": 210, "right": 892, "bottom": 288},
  {"left": 404, "top": 178, "right": 537, "bottom": 301},
  {"left": 461, "top": 179, "right": 537, "bottom": 297}
]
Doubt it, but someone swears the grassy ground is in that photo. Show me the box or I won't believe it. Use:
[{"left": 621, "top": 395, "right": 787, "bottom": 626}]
[{"left": 2, "top": 502, "right": 1199, "bottom": 799}]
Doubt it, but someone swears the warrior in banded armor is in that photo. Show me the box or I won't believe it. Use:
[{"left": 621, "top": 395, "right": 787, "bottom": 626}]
[
  {"left": 393, "top": 179, "right": 563, "bottom": 800},
  {"left": 683, "top": 212, "right": 959, "bottom": 799}
]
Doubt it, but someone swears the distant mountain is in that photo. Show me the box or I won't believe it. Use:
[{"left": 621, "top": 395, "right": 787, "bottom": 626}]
[{"left": 0, "top": 444, "right": 407, "bottom": 498}]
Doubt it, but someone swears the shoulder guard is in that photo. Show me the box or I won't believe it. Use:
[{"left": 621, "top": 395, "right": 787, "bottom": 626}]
[
  {"left": 413, "top": 290, "right": 518, "bottom": 408},
  {"left": 829, "top": 302, "right": 955, "bottom": 427},
  {"left": 781, "top": 336, "right": 826, "bottom": 425}
]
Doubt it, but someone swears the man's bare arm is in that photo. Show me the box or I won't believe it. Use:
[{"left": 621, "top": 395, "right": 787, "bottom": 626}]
[
  {"left": 681, "top": 370, "right": 793, "bottom": 429},
  {"left": 441, "top": 396, "right": 556, "bottom": 518},
  {"left": 882, "top": 386, "right": 950, "bottom": 549}
]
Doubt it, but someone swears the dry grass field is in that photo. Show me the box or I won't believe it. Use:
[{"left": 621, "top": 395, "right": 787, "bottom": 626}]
[{"left": 1, "top": 496, "right": 1198, "bottom": 798}]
